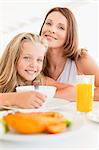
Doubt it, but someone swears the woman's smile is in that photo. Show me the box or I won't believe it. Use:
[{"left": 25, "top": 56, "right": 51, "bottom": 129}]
[{"left": 45, "top": 34, "right": 57, "bottom": 40}]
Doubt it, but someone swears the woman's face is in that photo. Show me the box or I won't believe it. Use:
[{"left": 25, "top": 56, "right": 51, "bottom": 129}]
[
  {"left": 41, "top": 11, "right": 67, "bottom": 49},
  {"left": 16, "top": 41, "right": 46, "bottom": 81}
]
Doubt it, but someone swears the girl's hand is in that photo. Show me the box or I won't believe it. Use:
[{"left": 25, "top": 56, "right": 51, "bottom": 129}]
[
  {"left": 14, "top": 91, "right": 47, "bottom": 108},
  {"left": 0, "top": 92, "right": 47, "bottom": 109}
]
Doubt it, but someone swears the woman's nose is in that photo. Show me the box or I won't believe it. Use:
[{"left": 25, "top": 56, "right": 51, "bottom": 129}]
[{"left": 49, "top": 25, "right": 56, "bottom": 33}]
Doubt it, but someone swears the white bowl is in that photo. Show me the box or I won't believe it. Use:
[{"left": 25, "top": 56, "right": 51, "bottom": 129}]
[{"left": 16, "top": 85, "right": 56, "bottom": 99}]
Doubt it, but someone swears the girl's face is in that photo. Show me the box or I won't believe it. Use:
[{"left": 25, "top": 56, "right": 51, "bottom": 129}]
[
  {"left": 41, "top": 11, "right": 67, "bottom": 49},
  {"left": 16, "top": 41, "right": 46, "bottom": 81}
]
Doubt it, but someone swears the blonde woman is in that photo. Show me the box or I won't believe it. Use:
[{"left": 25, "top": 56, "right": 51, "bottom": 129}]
[{"left": 0, "top": 32, "right": 75, "bottom": 108}]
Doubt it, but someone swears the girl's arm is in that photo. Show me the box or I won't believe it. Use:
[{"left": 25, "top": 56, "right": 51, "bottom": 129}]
[
  {"left": 0, "top": 93, "right": 15, "bottom": 106},
  {"left": 0, "top": 92, "right": 46, "bottom": 108}
]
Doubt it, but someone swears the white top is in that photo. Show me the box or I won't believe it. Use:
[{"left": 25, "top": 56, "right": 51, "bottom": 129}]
[{"left": 57, "top": 58, "right": 77, "bottom": 84}]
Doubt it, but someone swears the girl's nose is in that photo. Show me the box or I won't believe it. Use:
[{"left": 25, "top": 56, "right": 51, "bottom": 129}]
[
  {"left": 30, "top": 60, "right": 37, "bottom": 68},
  {"left": 30, "top": 64, "right": 38, "bottom": 72}
]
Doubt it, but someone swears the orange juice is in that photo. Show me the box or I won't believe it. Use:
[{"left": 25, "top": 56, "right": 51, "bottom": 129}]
[{"left": 76, "top": 83, "right": 92, "bottom": 112}]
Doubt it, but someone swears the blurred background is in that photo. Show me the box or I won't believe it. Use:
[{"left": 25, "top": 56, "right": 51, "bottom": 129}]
[{"left": 0, "top": 0, "right": 99, "bottom": 63}]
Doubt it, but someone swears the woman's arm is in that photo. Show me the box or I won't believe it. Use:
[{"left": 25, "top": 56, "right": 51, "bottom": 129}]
[
  {"left": 77, "top": 52, "right": 99, "bottom": 100},
  {"left": 55, "top": 85, "right": 75, "bottom": 101},
  {"left": 45, "top": 77, "right": 75, "bottom": 101},
  {"left": 94, "top": 87, "right": 99, "bottom": 101}
]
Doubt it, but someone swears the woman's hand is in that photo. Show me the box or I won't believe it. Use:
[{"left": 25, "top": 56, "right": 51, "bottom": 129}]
[
  {"left": 44, "top": 76, "right": 76, "bottom": 101},
  {"left": 55, "top": 85, "right": 76, "bottom": 101},
  {"left": 0, "top": 92, "right": 47, "bottom": 109}
]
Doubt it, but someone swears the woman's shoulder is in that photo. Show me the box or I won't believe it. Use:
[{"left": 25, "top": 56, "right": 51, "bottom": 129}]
[
  {"left": 76, "top": 48, "right": 99, "bottom": 74},
  {"left": 77, "top": 48, "right": 96, "bottom": 64},
  {"left": 77, "top": 48, "right": 88, "bottom": 59}
]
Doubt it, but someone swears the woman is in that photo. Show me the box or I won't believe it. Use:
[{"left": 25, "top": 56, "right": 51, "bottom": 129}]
[
  {"left": 0, "top": 32, "right": 75, "bottom": 108},
  {"left": 40, "top": 7, "right": 99, "bottom": 100}
]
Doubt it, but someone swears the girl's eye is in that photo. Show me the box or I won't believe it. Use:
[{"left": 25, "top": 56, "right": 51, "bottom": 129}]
[
  {"left": 23, "top": 56, "right": 31, "bottom": 60},
  {"left": 37, "top": 59, "right": 43, "bottom": 62}
]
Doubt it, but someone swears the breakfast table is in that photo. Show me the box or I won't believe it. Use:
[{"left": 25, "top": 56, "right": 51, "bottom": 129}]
[{"left": 0, "top": 100, "right": 99, "bottom": 150}]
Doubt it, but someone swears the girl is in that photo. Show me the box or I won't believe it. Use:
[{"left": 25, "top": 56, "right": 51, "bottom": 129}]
[{"left": 0, "top": 32, "right": 75, "bottom": 108}]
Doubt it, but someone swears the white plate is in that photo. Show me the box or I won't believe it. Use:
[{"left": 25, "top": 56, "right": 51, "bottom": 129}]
[
  {"left": 0, "top": 110, "right": 85, "bottom": 142},
  {"left": 87, "top": 111, "right": 99, "bottom": 123},
  {"left": 0, "top": 98, "right": 69, "bottom": 113}
]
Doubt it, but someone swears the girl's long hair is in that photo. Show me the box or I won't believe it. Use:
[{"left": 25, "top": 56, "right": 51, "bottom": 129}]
[{"left": 0, "top": 33, "right": 48, "bottom": 92}]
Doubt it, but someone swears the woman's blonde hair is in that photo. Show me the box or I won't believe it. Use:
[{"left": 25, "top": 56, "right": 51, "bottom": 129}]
[{"left": 0, "top": 32, "right": 48, "bottom": 93}]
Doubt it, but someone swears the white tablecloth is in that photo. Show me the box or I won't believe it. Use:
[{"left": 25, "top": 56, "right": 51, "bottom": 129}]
[{"left": 0, "top": 101, "right": 99, "bottom": 150}]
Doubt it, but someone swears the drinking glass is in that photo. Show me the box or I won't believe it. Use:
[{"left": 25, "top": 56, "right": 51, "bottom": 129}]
[{"left": 76, "top": 75, "right": 94, "bottom": 113}]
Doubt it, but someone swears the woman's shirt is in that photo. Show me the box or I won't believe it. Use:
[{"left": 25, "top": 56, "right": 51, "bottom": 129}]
[{"left": 57, "top": 58, "right": 78, "bottom": 84}]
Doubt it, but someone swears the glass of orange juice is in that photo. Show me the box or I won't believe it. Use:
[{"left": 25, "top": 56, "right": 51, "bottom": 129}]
[{"left": 76, "top": 75, "right": 94, "bottom": 112}]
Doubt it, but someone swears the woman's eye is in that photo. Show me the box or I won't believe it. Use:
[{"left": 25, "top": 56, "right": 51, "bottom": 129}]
[
  {"left": 46, "top": 22, "right": 52, "bottom": 26},
  {"left": 58, "top": 26, "right": 65, "bottom": 30}
]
